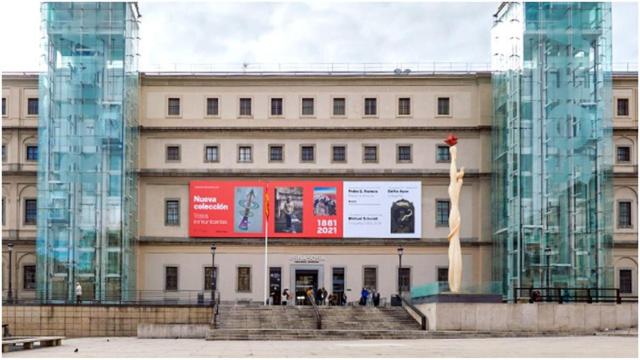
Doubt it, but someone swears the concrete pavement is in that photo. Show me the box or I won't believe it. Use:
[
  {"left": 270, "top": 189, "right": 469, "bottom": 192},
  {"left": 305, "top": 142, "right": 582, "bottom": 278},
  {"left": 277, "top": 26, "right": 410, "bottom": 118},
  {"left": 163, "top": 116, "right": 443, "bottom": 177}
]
[{"left": 3, "top": 335, "right": 638, "bottom": 358}]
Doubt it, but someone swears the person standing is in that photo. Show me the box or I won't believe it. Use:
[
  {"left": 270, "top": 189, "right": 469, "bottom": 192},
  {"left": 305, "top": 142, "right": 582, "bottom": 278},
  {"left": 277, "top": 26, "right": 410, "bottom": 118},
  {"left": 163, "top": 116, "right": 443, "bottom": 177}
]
[
  {"left": 75, "top": 282, "right": 82, "bottom": 304},
  {"left": 321, "top": 287, "right": 328, "bottom": 305}
]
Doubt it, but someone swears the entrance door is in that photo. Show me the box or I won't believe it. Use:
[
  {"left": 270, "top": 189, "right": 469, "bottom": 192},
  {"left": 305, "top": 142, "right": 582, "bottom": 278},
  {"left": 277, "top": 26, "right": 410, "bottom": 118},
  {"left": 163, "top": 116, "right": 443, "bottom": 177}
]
[
  {"left": 332, "top": 267, "right": 345, "bottom": 305},
  {"left": 269, "top": 267, "right": 282, "bottom": 305},
  {"left": 295, "top": 269, "right": 318, "bottom": 305}
]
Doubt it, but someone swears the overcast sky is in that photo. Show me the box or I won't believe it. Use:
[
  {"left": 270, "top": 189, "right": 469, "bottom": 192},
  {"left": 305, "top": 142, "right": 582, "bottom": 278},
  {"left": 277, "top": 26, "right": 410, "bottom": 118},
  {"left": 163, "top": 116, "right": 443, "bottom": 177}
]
[{"left": 0, "top": 1, "right": 637, "bottom": 71}]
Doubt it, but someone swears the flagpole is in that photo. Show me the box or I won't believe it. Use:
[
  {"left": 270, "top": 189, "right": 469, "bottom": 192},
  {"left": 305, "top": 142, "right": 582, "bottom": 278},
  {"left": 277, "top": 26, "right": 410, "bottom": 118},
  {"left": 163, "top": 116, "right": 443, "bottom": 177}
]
[
  {"left": 264, "top": 217, "right": 268, "bottom": 305},
  {"left": 264, "top": 185, "right": 269, "bottom": 306}
]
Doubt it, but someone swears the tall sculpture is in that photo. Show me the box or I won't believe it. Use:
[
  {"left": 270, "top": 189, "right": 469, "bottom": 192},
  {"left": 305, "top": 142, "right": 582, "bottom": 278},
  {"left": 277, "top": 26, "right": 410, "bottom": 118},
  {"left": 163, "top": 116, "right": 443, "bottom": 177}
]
[{"left": 446, "top": 134, "right": 464, "bottom": 293}]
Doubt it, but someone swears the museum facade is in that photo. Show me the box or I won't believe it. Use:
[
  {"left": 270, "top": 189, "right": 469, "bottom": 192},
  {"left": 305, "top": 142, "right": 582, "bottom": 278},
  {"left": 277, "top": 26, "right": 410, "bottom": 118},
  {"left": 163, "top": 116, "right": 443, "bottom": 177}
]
[
  {"left": 3, "top": 69, "right": 637, "bottom": 303},
  {"left": 1, "top": 2, "right": 638, "bottom": 304}
]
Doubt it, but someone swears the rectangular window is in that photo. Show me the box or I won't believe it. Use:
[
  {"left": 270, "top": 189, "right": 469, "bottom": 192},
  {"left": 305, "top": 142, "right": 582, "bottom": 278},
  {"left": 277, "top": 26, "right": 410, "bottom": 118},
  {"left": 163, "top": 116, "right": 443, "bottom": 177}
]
[
  {"left": 168, "top": 98, "right": 180, "bottom": 116},
  {"left": 332, "top": 145, "right": 346, "bottom": 162},
  {"left": 271, "top": 98, "right": 283, "bottom": 116},
  {"left": 165, "top": 266, "right": 178, "bottom": 291},
  {"left": 239, "top": 98, "right": 252, "bottom": 116},
  {"left": 269, "top": 145, "right": 283, "bottom": 162},
  {"left": 399, "top": 267, "right": 411, "bottom": 292},
  {"left": 2, "top": 198, "right": 5, "bottom": 226},
  {"left": 363, "top": 267, "right": 377, "bottom": 290},
  {"left": 619, "top": 269, "right": 632, "bottom": 294},
  {"left": 437, "top": 97, "right": 450, "bottom": 115},
  {"left": 364, "top": 98, "right": 377, "bottom": 116},
  {"left": 617, "top": 146, "right": 631, "bottom": 163},
  {"left": 23, "top": 265, "right": 36, "bottom": 290},
  {"left": 2, "top": 144, "right": 6, "bottom": 162},
  {"left": 238, "top": 146, "right": 252, "bottom": 163},
  {"left": 204, "top": 266, "right": 218, "bottom": 291},
  {"left": 26, "top": 145, "right": 38, "bottom": 161},
  {"left": 333, "top": 98, "right": 346, "bottom": 116},
  {"left": 301, "top": 145, "right": 315, "bottom": 162},
  {"left": 617, "top": 98, "right": 629, "bottom": 116},
  {"left": 436, "top": 200, "right": 450, "bottom": 227},
  {"left": 27, "top": 98, "right": 38, "bottom": 115},
  {"left": 332, "top": 267, "right": 345, "bottom": 294},
  {"left": 436, "top": 145, "right": 451, "bottom": 162},
  {"left": 397, "top": 145, "right": 412, "bottom": 162},
  {"left": 24, "top": 199, "right": 37, "bottom": 225},
  {"left": 165, "top": 200, "right": 180, "bottom": 226},
  {"left": 237, "top": 266, "right": 251, "bottom": 292},
  {"left": 437, "top": 267, "right": 448, "bottom": 282},
  {"left": 398, "top": 97, "right": 411, "bottom": 115},
  {"left": 206, "top": 97, "right": 219, "bottom": 116},
  {"left": 301, "top": 98, "right": 314, "bottom": 116},
  {"left": 2, "top": 98, "right": 6, "bottom": 116},
  {"left": 618, "top": 201, "right": 632, "bottom": 228},
  {"left": 204, "top": 145, "right": 219, "bottom": 163},
  {"left": 363, "top": 145, "right": 378, "bottom": 163},
  {"left": 166, "top": 146, "right": 180, "bottom": 161}
]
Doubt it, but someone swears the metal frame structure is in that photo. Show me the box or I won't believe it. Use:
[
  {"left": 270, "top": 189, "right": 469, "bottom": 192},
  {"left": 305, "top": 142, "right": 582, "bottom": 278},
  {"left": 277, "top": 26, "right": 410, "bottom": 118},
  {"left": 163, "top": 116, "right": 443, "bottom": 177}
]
[
  {"left": 491, "top": 2, "right": 614, "bottom": 300},
  {"left": 36, "top": 2, "right": 140, "bottom": 303}
]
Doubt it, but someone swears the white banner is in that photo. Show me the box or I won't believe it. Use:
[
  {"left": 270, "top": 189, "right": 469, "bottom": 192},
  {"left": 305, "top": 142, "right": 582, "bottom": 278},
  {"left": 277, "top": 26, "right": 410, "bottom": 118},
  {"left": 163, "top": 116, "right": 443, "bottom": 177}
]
[{"left": 343, "top": 181, "right": 422, "bottom": 238}]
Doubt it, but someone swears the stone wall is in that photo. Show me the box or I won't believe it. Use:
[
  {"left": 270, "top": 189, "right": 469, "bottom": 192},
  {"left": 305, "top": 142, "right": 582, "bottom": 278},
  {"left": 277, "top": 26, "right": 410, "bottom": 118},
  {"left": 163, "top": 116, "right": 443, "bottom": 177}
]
[
  {"left": 414, "top": 303, "right": 638, "bottom": 332},
  {"left": 2, "top": 305, "right": 212, "bottom": 337}
]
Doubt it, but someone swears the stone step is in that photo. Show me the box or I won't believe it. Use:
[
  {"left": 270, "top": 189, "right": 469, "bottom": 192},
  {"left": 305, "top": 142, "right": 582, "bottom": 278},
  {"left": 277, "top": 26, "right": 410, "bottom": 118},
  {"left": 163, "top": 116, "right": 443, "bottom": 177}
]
[{"left": 206, "top": 328, "right": 433, "bottom": 341}]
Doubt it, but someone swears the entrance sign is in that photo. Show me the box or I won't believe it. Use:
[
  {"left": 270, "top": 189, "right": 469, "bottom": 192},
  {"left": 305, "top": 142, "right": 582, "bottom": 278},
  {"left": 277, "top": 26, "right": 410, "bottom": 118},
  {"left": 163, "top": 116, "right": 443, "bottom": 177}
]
[
  {"left": 189, "top": 181, "right": 421, "bottom": 238},
  {"left": 343, "top": 181, "right": 422, "bottom": 238}
]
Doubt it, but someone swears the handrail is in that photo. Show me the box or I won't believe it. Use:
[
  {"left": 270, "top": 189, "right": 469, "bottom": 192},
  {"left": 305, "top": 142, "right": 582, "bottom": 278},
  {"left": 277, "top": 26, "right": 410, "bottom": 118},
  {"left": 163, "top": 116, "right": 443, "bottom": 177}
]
[
  {"left": 211, "top": 291, "right": 220, "bottom": 328},
  {"left": 513, "top": 287, "right": 631, "bottom": 304},
  {"left": 400, "top": 295, "right": 428, "bottom": 331},
  {"left": 308, "top": 295, "right": 322, "bottom": 330}
]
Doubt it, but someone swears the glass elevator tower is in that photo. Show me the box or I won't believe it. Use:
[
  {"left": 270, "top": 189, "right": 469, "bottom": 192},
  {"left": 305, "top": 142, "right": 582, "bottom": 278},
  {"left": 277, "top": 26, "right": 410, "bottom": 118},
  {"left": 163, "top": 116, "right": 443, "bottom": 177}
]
[
  {"left": 37, "top": 2, "right": 140, "bottom": 302},
  {"left": 491, "top": 2, "right": 613, "bottom": 300}
]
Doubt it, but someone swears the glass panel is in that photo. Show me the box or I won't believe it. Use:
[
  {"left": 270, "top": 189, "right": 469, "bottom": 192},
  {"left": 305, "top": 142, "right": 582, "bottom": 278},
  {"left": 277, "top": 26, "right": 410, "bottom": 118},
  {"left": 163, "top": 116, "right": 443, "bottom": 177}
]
[
  {"left": 333, "top": 98, "right": 345, "bottom": 115},
  {"left": 492, "top": 2, "right": 613, "bottom": 299},
  {"left": 165, "top": 266, "right": 178, "bottom": 291},
  {"left": 207, "top": 98, "right": 219, "bottom": 116},
  {"left": 332, "top": 146, "right": 346, "bottom": 162},
  {"left": 363, "top": 267, "right": 377, "bottom": 289},
  {"left": 38, "top": 2, "right": 139, "bottom": 302},
  {"left": 237, "top": 267, "right": 251, "bottom": 292},
  {"left": 301, "top": 98, "right": 314, "bottom": 115}
]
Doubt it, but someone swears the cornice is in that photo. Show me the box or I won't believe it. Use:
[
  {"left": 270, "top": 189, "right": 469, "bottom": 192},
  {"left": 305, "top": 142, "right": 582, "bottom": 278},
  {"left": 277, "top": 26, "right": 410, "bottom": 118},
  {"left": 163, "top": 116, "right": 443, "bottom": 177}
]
[{"left": 137, "top": 236, "right": 491, "bottom": 247}]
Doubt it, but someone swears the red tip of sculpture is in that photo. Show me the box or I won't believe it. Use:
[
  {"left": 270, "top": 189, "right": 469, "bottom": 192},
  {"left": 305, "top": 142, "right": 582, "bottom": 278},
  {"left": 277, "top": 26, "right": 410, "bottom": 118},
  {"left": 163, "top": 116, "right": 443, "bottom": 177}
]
[{"left": 445, "top": 133, "right": 458, "bottom": 147}]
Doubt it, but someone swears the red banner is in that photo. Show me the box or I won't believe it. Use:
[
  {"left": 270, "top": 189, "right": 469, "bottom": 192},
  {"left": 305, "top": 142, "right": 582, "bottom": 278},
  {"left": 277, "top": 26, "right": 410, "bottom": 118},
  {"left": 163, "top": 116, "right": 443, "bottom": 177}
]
[{"left": 189, "top": 181, "right": 343, "bottom": 238}]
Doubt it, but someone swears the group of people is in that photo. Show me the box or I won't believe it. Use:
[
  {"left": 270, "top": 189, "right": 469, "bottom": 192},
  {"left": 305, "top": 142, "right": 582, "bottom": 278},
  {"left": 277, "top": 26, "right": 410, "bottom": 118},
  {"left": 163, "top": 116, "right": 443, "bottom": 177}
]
[
  {"left": 277, "top": 287, "right": 347, "bottom": 306},
  {"left": 359, "top": 287, "right": 381, "bottom": 307}
]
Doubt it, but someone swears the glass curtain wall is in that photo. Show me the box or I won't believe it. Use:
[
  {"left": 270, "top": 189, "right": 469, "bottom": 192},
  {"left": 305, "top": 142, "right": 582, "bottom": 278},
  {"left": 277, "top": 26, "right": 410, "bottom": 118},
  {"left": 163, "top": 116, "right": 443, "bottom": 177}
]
[
  {"left": 37, "top": 2, "right": 140, "bottom": 303},
  {"left": 491, "top": 2, "right": 613, "bottom": 300}
]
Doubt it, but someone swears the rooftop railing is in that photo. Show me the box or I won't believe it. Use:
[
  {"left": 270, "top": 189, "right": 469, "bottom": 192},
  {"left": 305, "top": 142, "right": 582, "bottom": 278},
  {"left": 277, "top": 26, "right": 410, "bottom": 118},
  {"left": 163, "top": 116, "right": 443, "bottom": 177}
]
[
  {"left": 3, "top": 62, "right": 637, "bottom": 76},
  {"left": 141, "top": 62, "right": 638, "bottom": 74}
]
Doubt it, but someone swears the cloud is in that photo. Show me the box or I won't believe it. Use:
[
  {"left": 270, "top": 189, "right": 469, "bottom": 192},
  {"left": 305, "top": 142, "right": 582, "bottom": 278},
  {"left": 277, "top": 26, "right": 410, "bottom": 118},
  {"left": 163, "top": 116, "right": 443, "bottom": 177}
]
[{"left": 1, "top": 1, "right": 636, "bottom": 72}]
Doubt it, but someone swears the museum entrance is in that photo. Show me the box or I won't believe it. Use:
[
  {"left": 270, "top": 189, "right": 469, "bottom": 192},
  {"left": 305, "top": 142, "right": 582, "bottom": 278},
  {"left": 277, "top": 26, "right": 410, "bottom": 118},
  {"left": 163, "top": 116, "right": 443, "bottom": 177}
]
[{"left": 295, "top": 269, "right": 318, "bottom": 305}]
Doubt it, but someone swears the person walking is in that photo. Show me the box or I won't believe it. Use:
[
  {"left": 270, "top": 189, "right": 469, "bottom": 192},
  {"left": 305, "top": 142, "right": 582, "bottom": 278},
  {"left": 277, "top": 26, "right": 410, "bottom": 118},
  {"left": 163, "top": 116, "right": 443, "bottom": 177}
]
[
  {"left": 341, "top": 292, "right": 347, "bottom": 306},
  {"left": 360, "top": 288, "right": 369, "bottom": 306},
  {"left": 282, "top": 288, "right": 291, "bottom": 306},
  {"left": 373, "top": 290, "right": 380, "bottom": 307},
  {"left": 315, "top": 287, "right": 323, "bottom": 305},
  {"left": 321, "top": 287, "right": 328, "bottom": 305},
  {"left": 306, "top": 287, "right": 314, "bottom": 305},
  {"left": 75, "top": 282, "right": 82, "bottom": 304}
]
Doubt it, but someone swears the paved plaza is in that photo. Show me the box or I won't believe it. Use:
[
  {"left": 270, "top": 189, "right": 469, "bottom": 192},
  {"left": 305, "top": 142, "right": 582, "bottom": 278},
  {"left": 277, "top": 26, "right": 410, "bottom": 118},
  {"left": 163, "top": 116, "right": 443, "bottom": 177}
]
[{"left": 3, "top": 335, "right": 637, "bottom": 358}]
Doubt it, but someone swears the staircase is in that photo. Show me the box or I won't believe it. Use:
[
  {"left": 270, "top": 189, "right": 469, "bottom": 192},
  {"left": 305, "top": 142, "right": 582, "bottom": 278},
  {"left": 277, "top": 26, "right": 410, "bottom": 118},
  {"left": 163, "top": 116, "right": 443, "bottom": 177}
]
[{"left": 206, "top": 304, "right": 427, "bottom": 340}]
